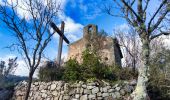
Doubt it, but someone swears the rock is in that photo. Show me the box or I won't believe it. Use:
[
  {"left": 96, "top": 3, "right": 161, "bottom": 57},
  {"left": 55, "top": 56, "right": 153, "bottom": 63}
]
[
  {"left": 42, "top": 93, "right": 47, "bottom": 98},
  {"left": 97, "top": 97, "right": 103, "bottom": 100},
  {"left": 102, "top": 87, "right": 108, "bottom": 92},
  {"left": 69, "top": 89, "right": 76, "bottom": 95},
  {"left": 80, "top": 88, "right": 84, "bottom": 94},
  {"left": 88, "top": 94, "right": 96, "bottom": 99},
  {"left": 110, "top": 93, "right": 116, "bottom": 99},
  {"left": 56, "top": 86, "right": 61, "bottom": 91},
  {"left": 97, "top": 92, "right": 102, "bottom": 96},
  {"left": 102, "top": 93, "right": 109, "bottom": 97},
  {"left": 54, "top": 96, "right": 59, "bottom": 100},
  {"left": 87, "top": 85, "right": 94, "bottom": 90},
  {"left": 76, "top": 87, "right": 81, "bottom": 93},
  {"left": 39, "top": 84, "right": 44, "bottom": 90},
  {"left": 100, "top": 87, "right": 103, "bottom": 92},
  {"left": 79, "top": 81, "right": 84, "bottom": 84},
  {"left": 52, "top": 91, "right": 58, "bottom": 96},
  {"left": 58, "top": 81, "right": 64, "bottom": 87},
  {"left": 80, "top": 95, "right": 88, "bottom": 100},
  {"left": 60, "top": 91, "right": 65, "bottom": 94},
  {"left": 46, "top": 97, "right": 51, "bottom": 100},
  {"left": 129, "top": 80, "right": 137, "bottom": 86},
  {"left": 83, "top": 89, "right": 91, "bottom": 94},
  {"left": 115, "top": 87, "right": 120, "bottom": 91},
  {"left": 64, "top": 83, "right": 69, "bottom": 91},
  {"left": 104, "top": 96, "right": 114, "bottom": 100},
  {"left": 115, "top": 92, "right": 120, "bottom": 98},
  {"left": 82, "top": 85, "right": 87, "bottom": 88},
  {"left": 106, "top": 86, "right": 111, "bottom": 89},
  {"left": 75, "top": 94, "right": 80, "bottom": 98},
  {"left": 41, "top": 90, "right": 46, "bottom": 93},
  {"left": 51, "top": 84, "right": 57, "bottom": 91},
  {"left": 108, "top": 89, "right": 114, "bottom": 92},
  {"left": 76, "top": 83, "right": 81, "bottom": 88},
  {"left": 63, "top": 95, "right": 70, "bottom": 100},
  {"left": 124, "top": 85, "right": 133, "bottom": 93},
  {"left": 59, "top": 95, "right": 63, "bottom": 100},
  {"left": 92, "top": 87, "right": 99, "bottom": 94},
  {"left": 15, "top": 90, "right": 23, "bottom": 96},
  {"left": 120, "top": 89, "right": 125, "bottom": 95}
]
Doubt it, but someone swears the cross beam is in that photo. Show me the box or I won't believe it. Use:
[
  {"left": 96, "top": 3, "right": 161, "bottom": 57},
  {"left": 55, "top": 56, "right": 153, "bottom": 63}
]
[
  {"left": 50, "top": 21, "right": 69, "bottom": 66},
  {"left": 50, "top": 22, "right": 69, "bottom": 44}
]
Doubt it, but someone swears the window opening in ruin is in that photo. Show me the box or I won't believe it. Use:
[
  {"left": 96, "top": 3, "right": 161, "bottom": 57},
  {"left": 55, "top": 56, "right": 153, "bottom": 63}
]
[
  {"left": 105, "top": 57, "right": 108, "bottom": 61},
  {"left": 88, "top": 26, "right": 93, "bottom": 40}
]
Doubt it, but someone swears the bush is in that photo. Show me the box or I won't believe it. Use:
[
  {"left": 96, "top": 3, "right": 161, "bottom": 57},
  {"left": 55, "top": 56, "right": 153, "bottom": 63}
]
[
  {"left": 147, "top": 49, "right": 170, "bottom": 100},
  {"left": 148, "top": 66, "right": 170, "bottom": 100},
  {"left": 62, "top": 59, "right": 81, "bottom": 81},
  {"left": 38, "top": 49, "right": 138, "bottom": 82},
  {"left": 38, "top": 61, "right": 64, "bottom": 82},
  {"left": 114, "top": 67, "right": 138, "bottom": 80},
  {"left": 63, "top": 49, "right": 116, "bottom": 82}
]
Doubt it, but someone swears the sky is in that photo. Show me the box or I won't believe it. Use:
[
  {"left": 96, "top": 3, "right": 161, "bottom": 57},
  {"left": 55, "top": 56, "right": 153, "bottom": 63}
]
[{"left": 0, "top": 0, "right": 169, "bottom": 77}]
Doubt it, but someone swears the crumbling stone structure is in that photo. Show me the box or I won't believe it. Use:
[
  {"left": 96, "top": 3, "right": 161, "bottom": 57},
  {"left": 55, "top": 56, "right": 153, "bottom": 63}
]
[
  {"left": 67, "top": 24, "right": 123, "bottom": 66},
  {"left": 12, "top": 80, "right": 136, "bottom": 100}
]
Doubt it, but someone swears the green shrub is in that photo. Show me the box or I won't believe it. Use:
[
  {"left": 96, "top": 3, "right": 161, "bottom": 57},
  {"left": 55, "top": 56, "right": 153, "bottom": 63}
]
[
  {"left": 147, "top": 49, "right": 170, "bottom": 100},
  {"left": 119, "top": 67, "right": 138, "bottom": 80},
  {"left": 148, "top": 65, "right": 170, "bottom": 100},
  {"left": 62, "top": 59, "right": 81, "bottom": 81},
  {"left": 63, "top": 49, "right": 116, "bottom": 82},
  {"left": 38, "top": 61, "right": 64, "bottom": 82}
]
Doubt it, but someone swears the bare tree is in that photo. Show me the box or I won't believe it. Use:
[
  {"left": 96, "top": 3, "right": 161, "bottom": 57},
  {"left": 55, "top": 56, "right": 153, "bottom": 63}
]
[
  {"left": 0, "top": 57, "right": 18, "bottom": 78},
  {"left": 0, "top": 57, "right": 18, "bottom": 88},
  {"left": 114, "top": 27, "right": 141, "bottom": 72},
  {"left": 0, "top": 0, "right": 61, "bottom": 99},
  {"left": 102, "top": 0, "right": 170, "bottom": 99}
]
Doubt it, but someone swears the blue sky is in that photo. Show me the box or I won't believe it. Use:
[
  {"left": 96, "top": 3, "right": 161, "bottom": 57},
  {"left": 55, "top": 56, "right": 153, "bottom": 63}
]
[{"left": 0, "top": 0, "right": 169, "bottom": 76}]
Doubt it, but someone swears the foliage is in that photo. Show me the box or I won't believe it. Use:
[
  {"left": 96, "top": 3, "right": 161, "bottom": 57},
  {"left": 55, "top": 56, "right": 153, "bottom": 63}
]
[
  {"left": 0, "top": 57, "right": 18, "bottom": 89},
  {"left": 38, "top": 61, "right": 64, "bottom": 82},
  {"left": 148, "top": 49, "right": 170, "bottom": 100},
  {"left": 0, "top": 57, "right": 18, "bottom": 78},
  {"left": 62, "top": 59, "right": 81, "bottom": 82},
  {"left": 38, "top": 49, "right": 138, "bottom": 83},
  {"left": 113, "top": 67, "right": 138, "bottom": 80},
  {"left": 62, "top": 49, "right": 116, "bottom": 82}
]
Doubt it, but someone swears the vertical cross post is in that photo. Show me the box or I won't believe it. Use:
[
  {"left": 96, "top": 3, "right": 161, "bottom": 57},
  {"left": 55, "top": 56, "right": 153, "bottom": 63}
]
[
  {"left": 50, "top": 21, "right": 69, "bottom": 67},
  {"left": 57, "top": 21, "right": 64, "bottom": 66}
]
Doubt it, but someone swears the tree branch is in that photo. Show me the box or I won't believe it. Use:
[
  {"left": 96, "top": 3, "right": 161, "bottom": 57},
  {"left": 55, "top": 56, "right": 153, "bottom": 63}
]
[
  {"left": 150, "top": 31, "right": 170, "bottom": 40},
  {"left": 120, "top": 0, "right": 143, "bottom": 22},
  {"left": 148, "top": 0, "right": 168, "bottom": 31}
]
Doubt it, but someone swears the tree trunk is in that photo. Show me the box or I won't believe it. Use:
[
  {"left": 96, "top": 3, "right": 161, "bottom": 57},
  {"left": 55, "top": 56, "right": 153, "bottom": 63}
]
[
  {"left": 132, "top": 38, "right": 150, "bottom": 100},
  {"left": 25, "top": 71, "right": 34, "bottom": 100}
]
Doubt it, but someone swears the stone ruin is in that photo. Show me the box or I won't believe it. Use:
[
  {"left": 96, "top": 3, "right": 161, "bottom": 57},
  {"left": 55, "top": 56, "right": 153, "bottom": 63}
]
[{"left": 67, "top": 24, "right": 123, "bottom": 66}]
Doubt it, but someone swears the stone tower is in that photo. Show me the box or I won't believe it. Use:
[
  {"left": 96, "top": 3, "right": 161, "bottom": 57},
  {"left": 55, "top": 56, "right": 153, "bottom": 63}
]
[{"left": 67, "top": 24, "right": 123, "bottom": 67}]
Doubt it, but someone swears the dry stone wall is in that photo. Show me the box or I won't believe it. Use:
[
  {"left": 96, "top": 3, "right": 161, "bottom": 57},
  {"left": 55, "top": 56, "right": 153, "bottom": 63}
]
[{"left": 13, "top": 80, "right": 136, "bottom": 100}]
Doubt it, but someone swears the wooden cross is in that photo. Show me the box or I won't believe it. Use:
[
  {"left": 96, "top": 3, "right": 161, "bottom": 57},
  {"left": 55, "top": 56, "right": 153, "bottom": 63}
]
[{"left": 50, "top": 21, "right": 69, "bottom": 66}]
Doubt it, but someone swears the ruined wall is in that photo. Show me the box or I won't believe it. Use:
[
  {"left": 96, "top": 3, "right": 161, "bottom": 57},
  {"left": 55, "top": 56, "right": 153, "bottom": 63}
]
[
  {"left": 67, "top": 24, "right": 122, "bottom": 66},
  {"left": 67, "top": 39, "right": 86, "bottom": 63},
  {"left": 12, "top": 80, "right": 136, "bottom": 100}
]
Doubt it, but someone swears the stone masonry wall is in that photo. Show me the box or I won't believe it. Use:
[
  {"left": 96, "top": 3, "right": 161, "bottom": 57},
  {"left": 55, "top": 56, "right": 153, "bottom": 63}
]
[
  {"left": 12, "top": 80, "right": 136, "bottom": 100},
  {"left": 67, "top": 24, "right": 123, "bottom": 66}
]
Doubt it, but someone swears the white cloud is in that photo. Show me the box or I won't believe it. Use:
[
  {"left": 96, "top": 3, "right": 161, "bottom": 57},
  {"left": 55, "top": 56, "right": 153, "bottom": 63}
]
[
  {"left": 54, "top": 12, "right": 84, "bottom": 42},
  {"left": 0, "top": 0, "right": 67, "bottom": 20},
  {"left": 115, "top": 23, "right": 130, "bottom": 32},
  {"left": 0, "top": 54, "right": 29, "bottom": 76}
]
